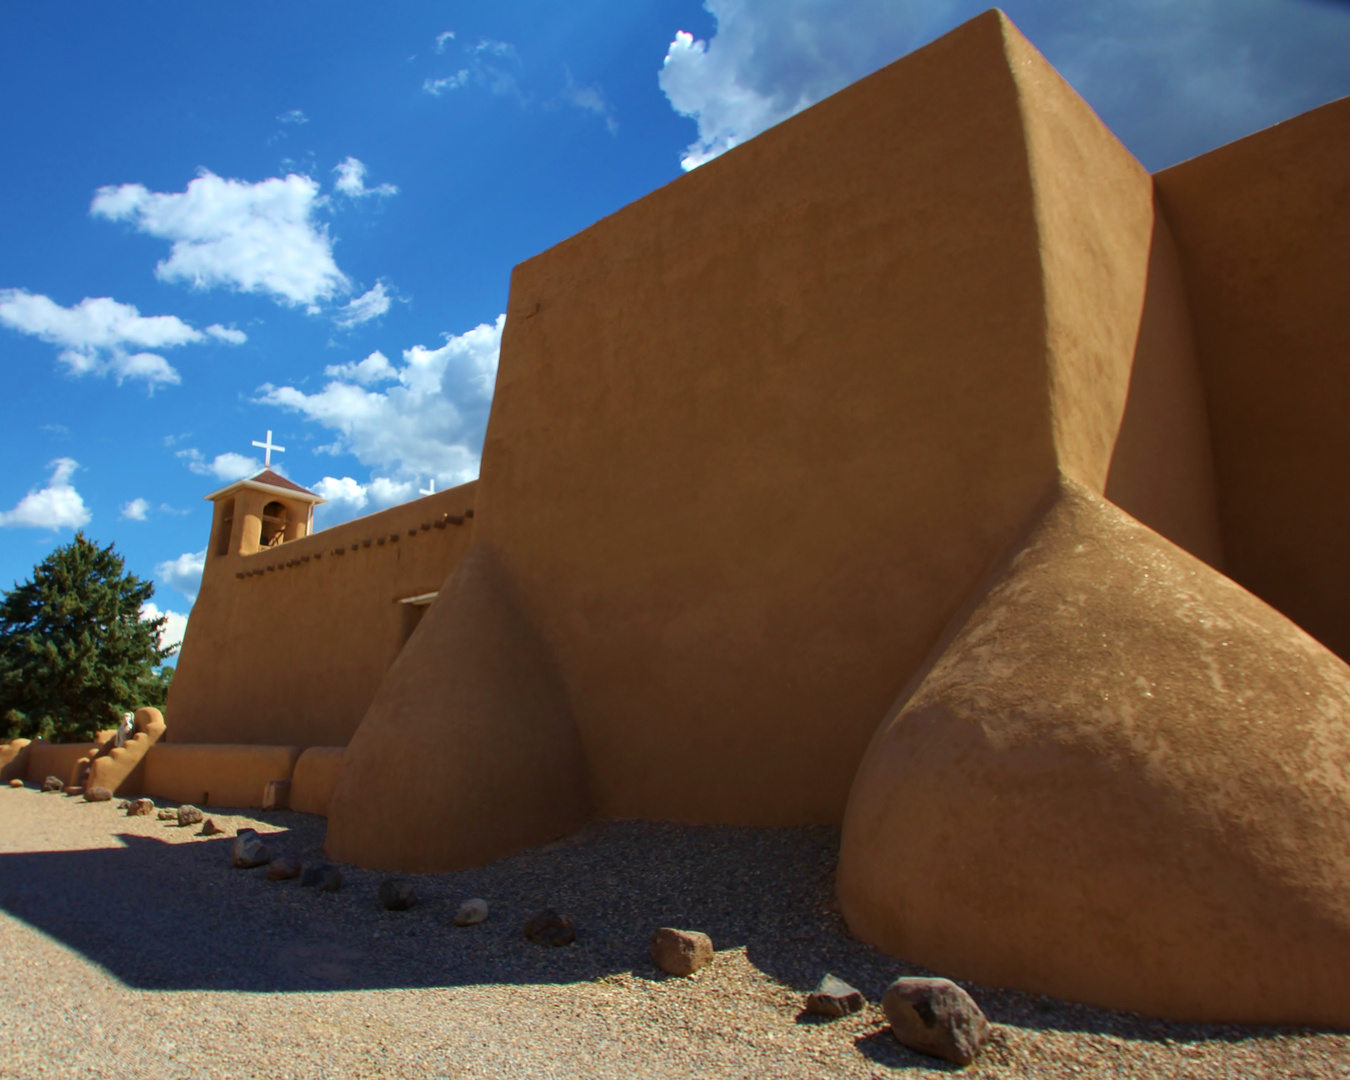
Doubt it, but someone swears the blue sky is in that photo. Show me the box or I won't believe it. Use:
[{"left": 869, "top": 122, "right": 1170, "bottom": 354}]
[{"left": 2, "top": 0, "right": 1348, "bottom": 658}]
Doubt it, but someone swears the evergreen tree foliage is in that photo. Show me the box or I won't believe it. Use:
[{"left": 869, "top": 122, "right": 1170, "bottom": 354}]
[{"left": 0, "top": 532, "right": 173, "bottom": 741}]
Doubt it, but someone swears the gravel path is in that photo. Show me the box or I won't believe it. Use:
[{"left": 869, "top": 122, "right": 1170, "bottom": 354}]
[{"left": 1, "top": 785, "right": 1346, "bottom": 1079}]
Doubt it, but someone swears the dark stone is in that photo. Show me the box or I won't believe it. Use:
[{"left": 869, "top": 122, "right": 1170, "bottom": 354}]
[
  {"left": 177, "top": 805, "right": 204, "bottom": 826},
  {"left": 231, "top": 833, "right": 272, "bottom": 869},
  {"left": 200, "top": 818, "right": 222, "bottom": 836},
  {"left": 882, "top": 977, "right": 989, "bottom": 1066},
  {"left": 650, "top": 927, "right": 714, "bottom": 975},
  {"left": 523, "top": 909, "right": 576, "bottom": 947},
  {"left": 301, "top": 863, "right": 345, "bottom": 892},
  {"left": 41, "top": 775, "right": 64, "bottom": 792},
  {"left": 378, "top": 878, "right": 418, "bottom": 911},
  {"left": 267, "top": 856, "right": 302, "bottom": 881},
  {"left": 83, "top": 786, "right": 113, "bottom": 802},
  {"left": 300, "top": 864, "right": 328, "bottom": 887},
  {"left": 806, "top": 973, "right": 866, "bottom": 1018}
]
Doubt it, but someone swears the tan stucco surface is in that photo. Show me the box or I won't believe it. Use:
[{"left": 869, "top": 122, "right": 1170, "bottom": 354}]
[
  {"left": 0, "top": 739, "right": 30, "bottom": 783},
  {"left": 161, "top": 9, "right": 1350, "bottom": 1027},
  {"left": 142, "top": 744, "right": 300, "bottom": 808},
  {"left": 84, "top": 707, "right": 165, "bottom": 795},
  {"left": 326, "top": 546, "right": 591, "bottom": 870},
  {"left": 168, "top": 482, "right": 476, "bottom": 747},
  {"left": 26, "top": 741, "right": 101, "bottom": 787},
  {"left": 328, "top": 9, "right": 1213, "bottom": 872},
  {"left": 1154, "top": 96, "right": 1350, "bottom": 659},
  {"left": 838, "top": 480, "right": 1350, "bottom": 1025},
  {"left": 289, "top": 746, "right": 345, "bottom": 817}
]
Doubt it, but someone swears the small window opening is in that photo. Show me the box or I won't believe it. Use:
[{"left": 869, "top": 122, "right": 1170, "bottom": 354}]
[
  {"left": 260, "top": 501, "right": 289, "bottom": 548},
  {"left": 214, "top": 498, "right": 235, "bottom": 557}
]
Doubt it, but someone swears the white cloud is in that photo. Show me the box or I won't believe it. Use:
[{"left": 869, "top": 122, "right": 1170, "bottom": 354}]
[
  {"left": 140, "top": 601, "right": 188, "bottom": 656},
  {"left": 332, "top": 157, "right": 399, "bottom": 199},
  {"left": 658, "top": 0, "right": 944, "bottom": 170},
  {"left": 423, "top": 37, "right": 522, "bottom": 101},
  {"left": 177, "top": 449, "right": 265, "bottom": 482},
  {"left": 368, "top": 476, "right": 417, "bottom": 504},
  {"left": 563, "top": 71, "right": 619, "bottom": 134},
  {"left": 324, "top": 349, "right": 397, "bottom": 385},
  {"left": 312, "top": 475, "right": 369, "bottom": 513},
  {"left": 311, "top": 475, "right": 419, "bottom": 528},
  {"left": 120, "top": 498, "right": 150, "bottom": 521},
  {"left": 434, "top": 30, "right": 456, "bottom": 53},
  {"left": 259, "top": 315, "right": 504, "bottom": 503},
  {"left": 657, "top": 0, "right": 1350, "bottom": 173},
  {"left": 155, "top": 550, "right": 206, "bottom": 603},
  {"left": 0, "top": 458, "right": 92, "bottom": 530},
  {"left": 424, "top": 70, "right": 470, "bottom": 96},
  {"left": 91, "top": 170, "right": 349, "bottom": 308},
  {"left": 205, "top": 324, "right": 247, "bottom": 344},
  {"left": 277, "top": 109, "right": 309, "bottom": 124},
  {"left": 473, "top": 39, "right": 516, "bottom": 58},
  {"left": 334, "top": 282, "right": 392, "bottom": 329},
  {"left": 0, "top": 290, "right": 245, "bottom": 389}
]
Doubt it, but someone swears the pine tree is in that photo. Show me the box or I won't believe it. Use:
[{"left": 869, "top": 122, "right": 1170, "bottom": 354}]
[{"left": 0, "top": 532, "right": 173, "bottom": 741}]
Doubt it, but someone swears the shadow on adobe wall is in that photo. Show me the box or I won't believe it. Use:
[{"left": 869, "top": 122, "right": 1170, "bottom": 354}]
[{"left": 0, "top": 810, "right": 1325, "bottom": 1047}]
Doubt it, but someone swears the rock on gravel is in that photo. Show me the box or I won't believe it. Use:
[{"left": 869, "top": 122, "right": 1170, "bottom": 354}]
[
  {"left": 650, "top": 927, "right": 714, "bottom": 976},
  {"left": 883, "top": 976, "right": 989, "bottom": 1066},
  {"left": 378, "top": 879, "right": 418, "bottom": 911},
  {"left": 523, "top": 909, "right": 575, "bottom": 947},
  {"left": 267, "top": 856, "right": 302, "bottom": 881},
  {"left": 158, "top": 808, "right": 178, "bottom": 820},
  {"left": 231, "top": 831, "right": 272, "bottom": 869},
  {"left": 41, "top": 775, "right": 63, "bottom": 792},
  {"left": 7, "top": 778, "right": 22, "bottom": 787},
  {"left": 126, "top": 798, "right": 155, "bottom": 817},
  {"left": 453, "top": 898, "right": 489, "bottom": 926},
  {"left": 83, "top": 786, "right": 112, "bottom": 802},
  {"left": 300, "top": 864, "right": 344, "bottom": 892},
  {"left": 805, "top": 973, "right": 865, "bottom": 1018},
  {"left": 200, "top": 818, "right": 222, "bottom": 835},
  {"left": 177, "top": 805, "right": 204, "bottom": 826}
]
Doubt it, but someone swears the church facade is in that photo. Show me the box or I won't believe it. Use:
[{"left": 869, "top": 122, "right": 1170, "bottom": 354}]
[{"left": 163, "top": 11, "right": 1350, "bottom": 1028}]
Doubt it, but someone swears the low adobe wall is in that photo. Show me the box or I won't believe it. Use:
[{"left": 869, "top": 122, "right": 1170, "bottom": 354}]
[
  {"left": 26, "top": 740, "right": 103, "bottom": 786},
  {"left": 0, "top": 739, "right": 31, "bottom": 783},
  {"left": 142, "top": 744, "right": 301, "bottom": 809},
  {"left": 290, "top": 747, "right": 345, "bottom": 816}
]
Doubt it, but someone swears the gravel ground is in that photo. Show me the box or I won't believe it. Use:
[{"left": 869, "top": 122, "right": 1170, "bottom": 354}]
[{"left": 1, "top": 785, "right": 1347, "bottom": 1079}]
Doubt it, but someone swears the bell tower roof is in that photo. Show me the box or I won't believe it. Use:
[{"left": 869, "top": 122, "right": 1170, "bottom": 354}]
[{"left": 204, "top": 469, "right": 326, "bottom": 506}]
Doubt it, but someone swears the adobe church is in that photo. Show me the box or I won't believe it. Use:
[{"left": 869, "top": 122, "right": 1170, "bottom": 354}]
[{"left": 160, "top": 11, "right": 1350, "bottom": 1029}]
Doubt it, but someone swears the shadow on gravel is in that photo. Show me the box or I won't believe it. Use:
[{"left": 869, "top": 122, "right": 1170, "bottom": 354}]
[{"left": 0, "top": 802, "right": 1326, "bottom": 1049}]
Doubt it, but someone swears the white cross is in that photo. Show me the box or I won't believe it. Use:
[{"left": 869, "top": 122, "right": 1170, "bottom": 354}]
[
  {"left": 419, "top": 479, "right": 436, "bottom": 496},
  {"left": 251, "top": 430, "right": 285, "bottom": 468}
]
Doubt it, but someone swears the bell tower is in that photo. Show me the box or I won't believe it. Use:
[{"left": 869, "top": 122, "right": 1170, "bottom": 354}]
[{"left": 205, "top": 469, "right": 325, "bottom": 560}]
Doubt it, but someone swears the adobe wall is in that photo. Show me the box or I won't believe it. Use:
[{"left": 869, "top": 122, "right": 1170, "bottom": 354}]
[
  {"left": 0, "top": 739, "right": 30, "bottom": 783},
  {"left": 1155, "top": 96, "right": 1350, "bottom": 656},
  {"left": 328, "top": 11, "right": 1220, "bottom": 871},
  {"left": 167, "top": 482, "right": 477, "bottom": 747},
  {"left": 142, "top": 744, "right": 300, "bottom": 808},
  {"left": 1102, "top": 204, "right": 1225, "bottom": 569},
  {"left": 290, "top": 746, "right": 345, "bottom": 816},
  {"left": 839, "top": 480, "right": 1350, "bottom": 1026},
  {"left": 26, "top": 740, "right": 102, "bottom": 787}
]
